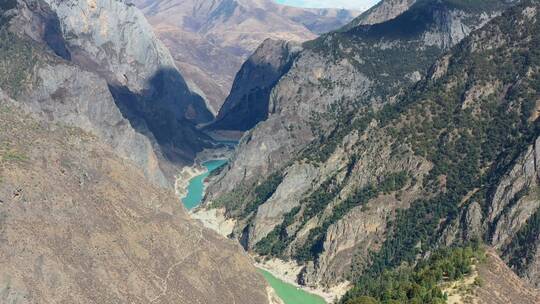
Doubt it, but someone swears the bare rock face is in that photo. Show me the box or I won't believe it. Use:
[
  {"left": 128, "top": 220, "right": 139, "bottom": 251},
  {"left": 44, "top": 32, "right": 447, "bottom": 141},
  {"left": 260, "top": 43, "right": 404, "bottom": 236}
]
[
  {"left": 2, "top": 0, "right": 169, "bottom": 186},
  {"left": 248, "top": 162, "right": 320, "bottom": 248},
  {"left": 2, "top": 0, "right": 215, "bottom": 186},
  {"left": 483, "top": 136, "right": 540, "bottom": 288},
  {"left": 297, "top": 129, "right": 433, "bottom": 286},
  {"left": 130, "top": 0, "right": 359, "bottom": 113},
  {"left": 0, "top": 96, "right": 269, "bottom": 304},
  {"left": 464, "top": 201, "right": 484, "bottom": 242},
  {"left": 439, "top": 137, "right": 540, "bottom": 288},
  {"left": 42, "top": 0, "right": 213, "bottom": 124},
  {"left": 301, "top": 196, "right": 399, "bottom": 287},
  {"left": 44, "top": 0, "right": 173, "bottom": 92},
  {"left": 488, "top": 137, "right": 540, "bottom": 250},
  {"left": 33, "top": 64, "right": 170, "bottom": 187}
]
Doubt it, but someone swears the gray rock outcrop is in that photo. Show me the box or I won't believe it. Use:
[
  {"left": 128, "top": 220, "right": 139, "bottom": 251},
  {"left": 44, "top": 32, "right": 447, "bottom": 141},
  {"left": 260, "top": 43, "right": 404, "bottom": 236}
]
[
  {"left": 347, "top": 0, "right": 416, "bottom": 27},
  {"left": 488, "top": 137, "right": 540, "bottom": 250}
]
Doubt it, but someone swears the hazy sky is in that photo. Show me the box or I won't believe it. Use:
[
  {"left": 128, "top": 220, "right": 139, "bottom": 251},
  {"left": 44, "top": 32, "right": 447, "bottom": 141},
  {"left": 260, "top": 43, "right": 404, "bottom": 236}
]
[{"left": 274, "top": 0, "right": 380, "bottom": 10}]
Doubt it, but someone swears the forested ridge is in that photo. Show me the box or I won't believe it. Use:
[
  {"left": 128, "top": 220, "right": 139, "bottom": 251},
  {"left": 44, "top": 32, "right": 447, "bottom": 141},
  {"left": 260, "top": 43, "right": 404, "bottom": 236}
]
[{"left": 201, "top": 0, "right": 540, "bottom": 301}]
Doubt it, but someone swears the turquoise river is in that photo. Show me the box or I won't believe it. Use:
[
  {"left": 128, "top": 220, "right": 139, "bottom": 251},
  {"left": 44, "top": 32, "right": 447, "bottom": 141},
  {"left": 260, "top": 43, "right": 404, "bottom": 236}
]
[
  {"left": 182, "top": 159, "right": 228, "bottom": 210},
  {"left": 181, "top": 160, "right": 327, "bottom": 304}
]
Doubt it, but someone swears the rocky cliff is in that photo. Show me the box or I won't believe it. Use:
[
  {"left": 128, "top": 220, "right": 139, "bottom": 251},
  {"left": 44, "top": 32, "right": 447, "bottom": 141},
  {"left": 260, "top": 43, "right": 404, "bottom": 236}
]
[
  {"left": 203, "top": 0, "right": 539, "bottom": 298},
  {"left": 0, "top": 91, "right": 270, "bottom": 303},
  {"left": 1, "top": 0, "right": 215, "bottom": 186},
  {"left": 130, "top": 0, "right": 359, "bottom": 114},
  {"left": 208, "top": 38, "right": 302, "bottom": 131}
]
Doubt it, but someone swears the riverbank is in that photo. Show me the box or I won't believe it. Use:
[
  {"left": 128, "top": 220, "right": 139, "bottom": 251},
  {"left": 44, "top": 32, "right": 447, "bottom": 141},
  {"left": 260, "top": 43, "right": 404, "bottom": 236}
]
[
  {"left": 255, "top": 258, "right": 351, "bottom": 304},
  {"left": 175, "top": 143, "right": 234, "bottom": 202},
  {"left": 175, "top": 165, "right": 206, "bottom": 202},
  {"left": 190, "top": 207, "right": 235, "bottom": 237},
  {"left": 181, "top": 160, "right": 227, "bottom": 210},
  {"left": 191, "top": 205, "right": 348, "bottom": 303}
]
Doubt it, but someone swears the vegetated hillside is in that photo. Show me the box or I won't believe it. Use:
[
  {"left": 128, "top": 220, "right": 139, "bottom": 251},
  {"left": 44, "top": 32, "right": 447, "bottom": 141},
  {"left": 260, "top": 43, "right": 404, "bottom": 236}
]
[
  {"left": 0, "top": 0, "right": 215, "bottom": 187},
  {"left": 346, "top": 4, "right": 540, "bottom": 297},
  {"left": 130, "top": 0, "right": 359, "bottom": 114},
  {"left": 205, "top": 0, "right": 540, "bottom": 297},
  {"left": 344, "top": 246, "right": 539, "bottom": 304},
  {"left": 205, "top": 0, "right": 510, "bottom": 200},
  {"left": 203, "top": 0, "right": 513, "bottom": 240},
  {"left": 0, "top": 92, "right": 270, "bottom": 303}
]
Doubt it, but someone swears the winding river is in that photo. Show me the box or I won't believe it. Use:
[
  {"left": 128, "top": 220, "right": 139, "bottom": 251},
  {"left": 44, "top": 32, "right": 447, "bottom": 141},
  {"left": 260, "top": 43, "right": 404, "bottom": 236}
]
[
  {"left": 181, "top": 159, "right": 327, "bottom": 304},
  {"left": 182, "top": 159, "right": 228, "bottom": 210}
]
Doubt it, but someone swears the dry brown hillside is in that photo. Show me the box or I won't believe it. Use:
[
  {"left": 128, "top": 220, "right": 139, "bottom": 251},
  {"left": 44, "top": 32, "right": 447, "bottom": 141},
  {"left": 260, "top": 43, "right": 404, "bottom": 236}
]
[
  {"left": 0, "top": 94, "right": 269, "bottom": 304},
  {"left": 444, "top": 249, "right": 540, "bottom": 304},
  {"left": 476, "top": 250, "right": 540, "bottom": 304}
]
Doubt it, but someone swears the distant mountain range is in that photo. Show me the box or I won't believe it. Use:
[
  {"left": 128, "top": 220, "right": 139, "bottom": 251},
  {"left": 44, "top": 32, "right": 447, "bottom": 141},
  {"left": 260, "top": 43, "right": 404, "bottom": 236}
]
[{"left": 130, "top": 0, "right": 360, "bottom": 114}]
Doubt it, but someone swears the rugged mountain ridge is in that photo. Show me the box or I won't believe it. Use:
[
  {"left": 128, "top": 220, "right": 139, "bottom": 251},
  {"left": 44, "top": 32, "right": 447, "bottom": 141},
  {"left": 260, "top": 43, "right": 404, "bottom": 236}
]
[
  {"left": 130, "top": 0, "right": 359, "bottom": 114},
  {"left": 337, "top": 1, "right": 540, "bottom": 292},
  {"left": 205, "top": 0, "right": 510, "bottom": 201},
  {"left": 200, "top": 0, "right": 540, "bottom": 298},
  {"left": 2, "top": 0, "right": 215, "bottom": 186},
  {"left": 346, "top": 0, "right": 416, "bottom": 28}
]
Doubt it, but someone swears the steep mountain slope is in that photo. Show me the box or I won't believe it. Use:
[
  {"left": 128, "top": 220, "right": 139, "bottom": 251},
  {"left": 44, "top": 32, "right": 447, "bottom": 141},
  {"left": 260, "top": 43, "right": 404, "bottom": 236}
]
[
  {"left": 201, "top": 0, "right": 540, "bottom": 295},
  {"left": 130, "top": 0, "right": 359, "bottom": 114},
  {"left": 0, "top": 1, "right": 272, "bottom": 302},
  {"left": 209, "top": 38, "right": 302, "bottom": 131},
  {"left": 205, "top": 0, "right": 510, "bottom": 203},
  {"left": 0, "top": 92, "right": 270, "bottom": 304},
  {"left": 1, "top": 0, "right": 215, "bottom": 186}
]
